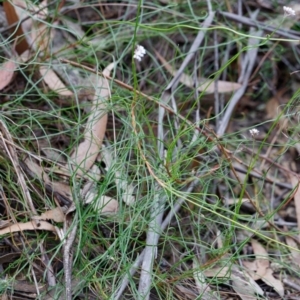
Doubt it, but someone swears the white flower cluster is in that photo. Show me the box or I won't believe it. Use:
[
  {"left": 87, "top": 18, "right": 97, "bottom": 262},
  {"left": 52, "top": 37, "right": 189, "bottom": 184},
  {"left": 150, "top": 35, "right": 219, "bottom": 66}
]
[
  {"left": 249, "top": 128, "right": 259, "bottom": 137},
  {"left": 283, "top": 6, "right": 295, "bottom": 16},
  {"left": 133, "top": 45, "right": 146, "bottom": 61}
]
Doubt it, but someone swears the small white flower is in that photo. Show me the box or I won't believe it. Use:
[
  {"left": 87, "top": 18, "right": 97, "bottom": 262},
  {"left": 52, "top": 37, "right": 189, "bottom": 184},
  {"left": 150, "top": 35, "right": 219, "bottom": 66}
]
[
  {"left": 249, "top": 128, "right": 259, "bottom": 137},
  {"left": 283, "top": 6, "right": 295, "bottom": 16},
  {"left": 133, "top": 45, "right": 146, "bottom": 61}
]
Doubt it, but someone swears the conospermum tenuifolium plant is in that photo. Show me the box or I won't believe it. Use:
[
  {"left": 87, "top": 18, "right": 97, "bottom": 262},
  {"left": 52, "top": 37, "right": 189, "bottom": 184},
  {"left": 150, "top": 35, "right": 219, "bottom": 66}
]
[{"left": 1, "top": 1, "right": 300, "bottom": 299}]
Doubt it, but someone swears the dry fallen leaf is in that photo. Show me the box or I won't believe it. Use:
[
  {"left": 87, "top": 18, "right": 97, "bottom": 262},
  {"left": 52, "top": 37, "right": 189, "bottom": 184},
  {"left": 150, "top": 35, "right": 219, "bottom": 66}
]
[
  {"left": 40, "top": 65, "right": 73, "bottom": 96},
  {"left": 0, "top": 60, "right": 17, "bottom": 90},
  {"left": 243, "top": 239, "right": 284, "bottom": 297},
  {"left": 203, "top": 266, "right": 231, "bottom": 278},
  {"left": 6, "top": 0, "right": 49, "bottom": 51},
  {"left": 265, "top": 94, "right": 289, "bottom": 130},
  {"left": 175, "top": 285, "right": 197, "bottom": 300},
  {"left": 285, "top": 236, "right": 300, "bottom": 266},
  {"left": 30, "top": 19, "right": 56, "bottom": 53},
  {"left": 231, "top": 266, "right": 264, "bottom": 300},
  {"left": 251, "top": 239, "right": 269, "bottom": 277},
  {"left": 288, "top": 176, "right": 300, "bottom": 241},
  {"left": 23, "top": 158, "right": 73, "bottom": 203},
  {"left": 70, "top": 63, "right": 115, "bottom": 174},
  {"left": 3, "top": 0, "right": 29, "bottom": 54},
  {"left": 260, "top": 268, "right": 284, "bottom": 297},
  {"left": 0, "top": 220, "right": 13, "bottom": 229},
  {"left": 85, "top": 193, "right": 118, "bottom": 214},
  {"left": 224, "top": 198, "right": 250, "bottom": 205},
  {"left": 32, "top": 207, "right": 65, "bottom": 223},
  {"left": 204, "top": 265, "right": 263, "bottom": 300},
  {"left": 155, "top": 50, "right": 241, "bottom": 94},
  {"left": 0, "top": 220, "right": 56, "bottom": 236}
]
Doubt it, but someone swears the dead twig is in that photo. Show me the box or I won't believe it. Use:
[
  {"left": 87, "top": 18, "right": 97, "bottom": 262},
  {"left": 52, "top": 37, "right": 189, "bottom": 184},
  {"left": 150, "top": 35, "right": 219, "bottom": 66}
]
[
  {"left": 217, "top": 12, "right": 262, "bottom": 136},
  {"left": 113, "top": 180, "right": 198, "bottom": 299},
  {"left": 63, "top": 213, "right": 78, "bottom": 300}
]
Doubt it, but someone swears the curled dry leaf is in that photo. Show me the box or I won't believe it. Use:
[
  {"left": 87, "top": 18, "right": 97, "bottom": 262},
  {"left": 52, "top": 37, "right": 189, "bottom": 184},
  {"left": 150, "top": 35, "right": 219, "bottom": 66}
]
[
  {"left": 70, "top": 63, "right": 115, "bottom": 174},
  {"left": 40, "top": 65, "right": 73, "bottom": 96},
  {"left": 0, "top": 60, "right": 17, "bottom": 90},
  {"left": 155, "top": 50, "right": 241, "bottom": 94},
  {"left": 0, "top": 220, "right": 56, "bottom": 236}
]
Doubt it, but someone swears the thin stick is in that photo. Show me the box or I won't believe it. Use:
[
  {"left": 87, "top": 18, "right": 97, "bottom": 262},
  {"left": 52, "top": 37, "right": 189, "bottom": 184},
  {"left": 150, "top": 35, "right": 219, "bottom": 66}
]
[
  {"left": 137, "top": 7, "right": 216, "bottom": 298},
  {"left": 113, "top": 181, "right": 197, "bottom": 299},
  {"left": 63, "top": 214, "right": 78, "bottom": 300},
  {"left": 217, "top": 14, "right": 262, "bottom": 136}
]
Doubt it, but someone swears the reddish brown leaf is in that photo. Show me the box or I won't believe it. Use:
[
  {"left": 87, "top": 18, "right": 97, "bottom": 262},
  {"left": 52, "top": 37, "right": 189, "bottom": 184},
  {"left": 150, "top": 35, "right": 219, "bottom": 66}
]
[{"left": 3, "top": 0, "right": 29, "bottom": 54}]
